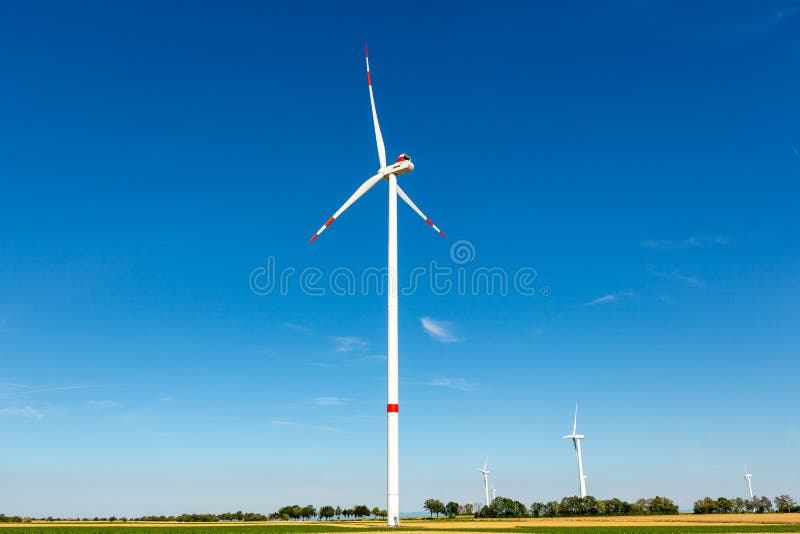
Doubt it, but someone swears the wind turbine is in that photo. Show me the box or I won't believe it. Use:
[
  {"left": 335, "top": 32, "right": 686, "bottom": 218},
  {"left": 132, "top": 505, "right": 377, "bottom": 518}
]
[
  {"left": 563, "top": 403, "right": 587, "bottom": 498},
  {"left": 491, "top": 484, "right": 497, "bottom": 502},
  {"left": 477, "top": 457, "right": 491, "bottom": 506},
  {"left": 744, "top": 465, "right": 754, "bottom": 500},
  {"left": 309, "top": 45, "right": 446, "bottom": 528}
]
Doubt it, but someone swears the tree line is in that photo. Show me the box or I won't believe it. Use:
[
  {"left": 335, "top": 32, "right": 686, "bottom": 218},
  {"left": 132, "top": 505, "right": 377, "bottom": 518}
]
[
  {"left": 270, "top": 505, "right": 387, "bottom": 521},
  {"left": 693, "top": 495, "right": 799, "bottom": 514},
  {"left": 423, "top": 496, "right": 679, "bottom": 518},
  {"left": 3, "top": 494, "right": 796, "bottom": 523}
]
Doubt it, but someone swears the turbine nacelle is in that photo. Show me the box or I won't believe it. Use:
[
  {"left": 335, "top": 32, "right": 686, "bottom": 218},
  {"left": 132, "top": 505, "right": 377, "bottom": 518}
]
[
  {"left": 563, "top": 434, "right": 584, "bottom": 440},
  {"left": 381, "top": 154, "right": 414, "bottom": 176}
]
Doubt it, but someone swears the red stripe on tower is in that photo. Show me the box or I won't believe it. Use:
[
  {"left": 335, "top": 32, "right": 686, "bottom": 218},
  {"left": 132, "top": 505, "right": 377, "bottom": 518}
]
[{"left": 387, "top": 404, "right": 399, "bottom": 413}]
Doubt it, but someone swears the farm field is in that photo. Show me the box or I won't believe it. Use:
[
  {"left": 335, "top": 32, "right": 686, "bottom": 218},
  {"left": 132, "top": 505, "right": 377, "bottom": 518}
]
[{"left": 1, "top": 515, "right": 800, "bottom": 534}]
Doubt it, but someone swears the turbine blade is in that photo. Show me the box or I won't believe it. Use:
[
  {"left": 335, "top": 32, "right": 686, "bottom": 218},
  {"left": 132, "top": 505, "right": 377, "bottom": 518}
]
[
  {"left": 484, "top": 457, "right": 488, "bottom": 471},
  {"left": 365, "top": 44, "right": 386, "bottom": 168},
  {"left": 396, "top": 184, "right": 446, "bottom": 237},
  {"left": 573, "top": 402, "right": 578, "bottom": 435},
  {"left": 309, "top": 173, "right": 384, "bottom": 243}
]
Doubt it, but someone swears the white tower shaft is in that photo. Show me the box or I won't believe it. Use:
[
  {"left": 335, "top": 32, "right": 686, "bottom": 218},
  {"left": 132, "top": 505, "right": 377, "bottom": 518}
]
[
  {"left": 575, "top": 438, "right": 587, "bottom": 498},
  {"left": 483, "top": 473, "right": 489, "bottom": 506},
  {"left": 387, "top": 173, "right": 400, "bottom": 527}
]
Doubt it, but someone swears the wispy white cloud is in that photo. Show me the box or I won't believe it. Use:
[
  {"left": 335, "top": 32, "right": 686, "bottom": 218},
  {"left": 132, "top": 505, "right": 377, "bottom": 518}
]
[
  {"left": 87, "top": 400, "right": 121, "bottom": 409},
  {"left": 0, "top": 406, "right": 44, "bottom": 420},
  {"left": 642, "top": 236, "right": 731, "bottom": 249},
  {"left": 420, "top": 317, "right": 460, "bottom": 343},
  {"left": 344, "top": 414, "right": 383, "bottom": 421},
  {"left": 0, "top": 382, "right": 31, "bottom": 389},
  {"left": 1, "top": 383, "right": 115, "bottom": 397},
  {"left": 307, "top": 353, "right": 385, "bottom": 368},
  {"left": 404, "top": 377, "right": 475, "bottom": 391},
  {"left": 414, "top": 378, "right": 475, "bottom": 392},
  {"left": 583, "top": 290, "right": 636, "bottom": 306},
  {"left": 331, "top": 336, "right": 367, "bottom": 353},
  {"left": 583, "top": 294, "right": 620, "bottom": 306},
  {"left": 312, "top": 396, "right": 349, "bottom": 406},
  {"left": 284, "top": 322, "right": 314, "bottom": 335},
  {"left": 270, "top": 420, "right": 347, "bottom": 433},
  {"left": 649, "top": 268, "right": 706, "bottom": 288}
]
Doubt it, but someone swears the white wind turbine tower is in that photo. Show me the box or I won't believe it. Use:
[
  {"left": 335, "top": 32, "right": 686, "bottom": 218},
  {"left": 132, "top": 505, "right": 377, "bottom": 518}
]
[
  {"left": 563, "top": 403, "right": 587, "bottom": 498},
  {"left": 477, "top": 457, "right": 491, "bottom": 506},
  {"left": 744, "top": 465, "right": 754, "bottom": 500},
  {"left": 309, "top": 45, "right": 446, "bottom": 528},
  {"left": 491, "top": 484, "right": 497, "bottom": 502}
]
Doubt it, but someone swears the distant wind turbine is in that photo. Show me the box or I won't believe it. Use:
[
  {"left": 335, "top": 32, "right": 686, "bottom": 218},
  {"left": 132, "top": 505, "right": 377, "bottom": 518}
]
[
  {"left": 477, "top": 457, "right": 491, "bottom": 506},
  {"left": 491, "top": 484, "right": 497, "bottom": 502},
  {"left": 563, "top": 402, "right": 587, "bottom": 498},
  {"left": 744, "top": 465, "right": 754, "bottom": 500}
]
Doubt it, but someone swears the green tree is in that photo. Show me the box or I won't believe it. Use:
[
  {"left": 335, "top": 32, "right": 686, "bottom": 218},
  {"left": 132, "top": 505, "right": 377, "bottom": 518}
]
[
  {"left": 335, "top": 506, "right": 342, "bottom": 519},
  {"left": 647, "top": 496, "right": 679, "bottom": 515},
  {"left": 424, "top": 499, "right": 444, "bottom": 518},
  {"left": 445, "top": 501, "right": 460, "bottom": 518},
  {"left": 733, "top": 498, "right": 746, "bottom": 513},
  {"left": 775, "top": 495, "right": 797, "bottom": 513},
  {"left": 353, "top": 505, "right": 370, "bottom": 519},
  {"left": 756, "top": 496, "right": 773, "bottom": 513},
  {"left": 464, "top": 503, "right": 474, "bottom": 516},
  {"left": 530, "top": 502, "right": 546, "bottom": 518},
  {"left": 716, "top": 497, "right": 733, "bottom": 513},
  {"left": 604, "top": 498, "right": 632, "bottom": 516},
  {"left": 693, "top": 497, "right": 717, "bottom": 514},
  {"left": 581, "top": 496, "right": 600, "bottom": 516},
  {"left": 559, "top": 496, "right": 582, "bottom": 517},
  {"left": 479, "top": 496, "right": 528, "bottom": 518},
  {"left": 543, "top": 501, "right": 559, "bottom": 517}
]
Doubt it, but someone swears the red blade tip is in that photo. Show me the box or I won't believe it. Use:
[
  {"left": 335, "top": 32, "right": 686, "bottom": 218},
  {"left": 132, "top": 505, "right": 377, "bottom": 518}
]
[{"left": 309, "top": 234, "right": 319, "bottom": 244}]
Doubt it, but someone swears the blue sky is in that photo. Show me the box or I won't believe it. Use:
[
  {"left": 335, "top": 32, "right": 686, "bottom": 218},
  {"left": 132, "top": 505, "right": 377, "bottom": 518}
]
[{"left": 1, "top": 0, "right": 799, "bottom": 517}]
